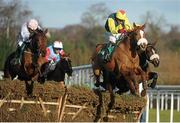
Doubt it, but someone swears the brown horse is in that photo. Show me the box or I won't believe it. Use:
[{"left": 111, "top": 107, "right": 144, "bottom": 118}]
[
  {"left": 4, "top": 29, "right": 48, "bottom": 96},
  {"left": 138, "top": 43, "right": 160, "bottom": 87},
  {"left": 100, "top": 43, "right": 160, "bottom": 95},
  {"left": 92, "top": 23, "right": 149, "bottom": 121},
  {"left": 92, "top": 23, "right": 148, "bottom": 96}
]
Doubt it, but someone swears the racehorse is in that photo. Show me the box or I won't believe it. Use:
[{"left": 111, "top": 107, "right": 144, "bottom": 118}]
[
  {"left": 39, "top": 54, "right": 73, "bottom": 87},
  {"left": 92, "top": 23, "right": 148, "bottom": 96},
  {"left": 3, "top": 29, "right": 48, "bottom": 96},
  {"left": 100, "top": 43, "right": 160, "bottom": 95},
  {"left": 139, "top": 43, "right": 160, "bottom": 88},
  {"left": 92, "top": 23, "right": 149, "bottom": 121}
]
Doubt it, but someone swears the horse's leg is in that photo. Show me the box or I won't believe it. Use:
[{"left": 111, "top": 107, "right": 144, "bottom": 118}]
[
  {"left": 93, "top": 67, "right": 101, "bottom": 87},
  {"left": 103, "top": 71, "right": 115, "bottom": 121},
  {"left": 94, "top": 89, "right": 104, "bottom": 122},
  {"left": 3, "top": 57, "right": 12, "bottom": 79},
  {"left": 59, "top": 81, "right": 65, "bottom": 88},
  {"left": 131, "top": 71, "right": 140, "bottom": 96},
  {"left": 122, "top": 73, "right": 137, "bottom": 95},
  {"left": 148, "top": 72, "right": 158, "bottom": 88},
  {"left": 25, "top": 80, "right": 34, "bottom": 97},
  {"left": 136, "top": 67, "right": 148, "bottom": 97}
]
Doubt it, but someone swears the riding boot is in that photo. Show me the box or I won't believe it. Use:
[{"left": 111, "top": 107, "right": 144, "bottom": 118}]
[
  {"left": 41, "top": 63, "right": 50, "bottom": 78},
  {"left": 103, "top": 43, "right": 115, "bottom": 63},
  {"left": 13, "top": 43, "right": 26, "bottom": 65}
]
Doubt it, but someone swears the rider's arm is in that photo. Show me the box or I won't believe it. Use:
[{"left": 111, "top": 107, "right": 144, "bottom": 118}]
[
  {"left": 37, "top": 25, "right": 43, "bottom": 31},
  {"left": 45, "top": 48, "right": 51, "bottom": 62},
  {"left": 124, "top": 18, "right": 133, "bottom": 31},
  {"left": 20, "top": 23, "right": 30, "bottom": 42}
]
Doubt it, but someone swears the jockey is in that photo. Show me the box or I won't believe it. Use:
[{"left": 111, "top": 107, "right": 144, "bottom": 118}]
[
  {"left": 103, "top": 9, "right": 133, "bottom": 62},
  {"left": 40, "top": 41, "right": 65, "bottom": 79},
  {"left": 14, "top": 19, "right": 43, "bottom": 65}
]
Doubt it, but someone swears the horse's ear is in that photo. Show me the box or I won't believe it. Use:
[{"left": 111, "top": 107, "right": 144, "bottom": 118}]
[
  {"left": 141, "top": 23, "right": 146, "bottom": 30},
  {"left": 44, "top": 29, "right": 51, "bottom": 38},
  {"left": 133, "top": 22, "right": 137, "bottom": 28},
  {"left": 152, "top": 40, "right": 158, "bottom": 46},
  {"left": 66, "top": 53, "right": 70, "bottom": 57},
  {"left": 44, "top": 29, "right": 48, "bottom": 33}
]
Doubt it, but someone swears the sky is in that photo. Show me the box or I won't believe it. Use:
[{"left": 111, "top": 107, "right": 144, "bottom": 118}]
[{"left": 23, "top": 0, "right": 180, "bottom": 28}]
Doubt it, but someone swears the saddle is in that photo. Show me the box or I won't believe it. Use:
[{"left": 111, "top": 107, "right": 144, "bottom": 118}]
[
  {"left": 98, "top": 43, "right": 115, "bottom": 63},
  {"left": 98, "top": 33, "right": 126, "bottom": 63}
]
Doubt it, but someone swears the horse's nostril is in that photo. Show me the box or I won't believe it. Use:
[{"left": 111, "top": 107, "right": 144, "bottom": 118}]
[{"left": 154, "top": 59, "right": 160, "bottom": 67}]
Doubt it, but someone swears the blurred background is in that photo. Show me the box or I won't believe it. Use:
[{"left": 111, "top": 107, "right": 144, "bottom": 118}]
[{"left": 0, "top": 0, "right": 180, "bottom": 85}]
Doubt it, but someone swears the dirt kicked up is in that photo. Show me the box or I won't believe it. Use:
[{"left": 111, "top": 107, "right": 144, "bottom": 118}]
[{"left": 0, "top": 80, "right": 146, "bottom": 122}]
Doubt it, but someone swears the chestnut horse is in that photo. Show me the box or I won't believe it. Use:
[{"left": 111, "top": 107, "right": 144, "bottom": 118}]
[
  {"left": 100, "top": 43, "right": 160, "bottom": 95},
  {"left": 92, "top": 23, "right": 148, "bottom": 96},
  {"left": 92, "top": 23, "right": 149, "bottom": 121},
  {"left": 4, "top": 29, "right": 48, "bottom": 96}
]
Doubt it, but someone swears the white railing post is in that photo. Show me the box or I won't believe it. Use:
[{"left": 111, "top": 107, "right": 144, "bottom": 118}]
[
  {"left": 146, "top": 94, "right": 149, "bottom": 123},
  {"left": 170, "top": 93, "right": 174, "bottom": 123},
  {"left": 156, "top": 93, "right": 160, "bottom": 123},
  {"left": 177, "top": 95, "right": 180, "bottom": 112},
  {"left": 161, "top": 93, "right": 164, "bottom": 111},
  {"left": 150, "top": 93, "right": 153, "bottom": 109},
  {"left": 165, "top": 93, "right": 168, "bottom": 110},
  {"left": 78, "top": 70, "right": 81, "bottom": 85}
]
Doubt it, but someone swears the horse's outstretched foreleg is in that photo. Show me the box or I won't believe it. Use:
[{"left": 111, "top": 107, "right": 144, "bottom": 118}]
[
  {"left": 100, "top": 69, "right": 115, "bottom": 121},
  {"left": 122, "top": 70, "right": 139, "bottom": 96},
  {"left": 93, "top": 68, "right": 101, "bottom": 87},
  {"left": 25, "top": 80, "right": 34, "bottom": 97},
  {"left": 136, "top": 67, "right": 148, "bottom": 97},
  {"left": 94, "top": 89, "right": 104, "bottom": 122},
  {"left": 104, "top": 82, "right": 115, "bottom": 122},
  {"left": 3, "top": 56, "right": 12, "bottom": 79},
  {"left": 148, "top": 72, "right": 158, "bottom": 89}
]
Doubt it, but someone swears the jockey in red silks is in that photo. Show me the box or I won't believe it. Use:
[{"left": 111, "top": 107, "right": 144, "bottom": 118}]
[
  {"left": 45, "top": 40, "right": 65, "bottom": 63},
  {"left": 14, "top": 19, "right": 43, "bottom": 65},
  {"left": 40, "top": 40, "right": 65, "bottom": 78}
]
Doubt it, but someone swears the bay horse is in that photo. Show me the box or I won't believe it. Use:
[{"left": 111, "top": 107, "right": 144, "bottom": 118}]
[
  {"left": 3, "top": 29, "right": 48, "bottom": 96},
  {"left": 138, "top": 43, "right": 160, "bottom": 88},
  {"left": 38, "top": 54, "right": 73, "bottom": 87}
]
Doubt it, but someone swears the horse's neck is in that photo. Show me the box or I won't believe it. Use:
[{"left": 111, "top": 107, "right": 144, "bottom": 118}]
[
  {"left": 118, "top": 38, "right": 136, "bottom": 53},
  {"left": 139, "top": 51, "right": 147, "bottom": 66}
]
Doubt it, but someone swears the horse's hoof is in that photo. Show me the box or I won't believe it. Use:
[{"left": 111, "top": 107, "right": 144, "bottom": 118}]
[
  {"left": 94, "top": 83, "right": 100, "bottom": 87},
  {"left": 150, "top": 81, "right": 157, "bottom": 89},
  {"left": 38, "top": 77, "right": 45, "bottom": 84},
  {"left": 59, "top": 82, "right": 65, "bottom": 88},
  {"left": 103, "top": 116, "right": 108, "bottom": 122},
  {"left": 141, "top": 90, "right": 147, "bottom": 97}
]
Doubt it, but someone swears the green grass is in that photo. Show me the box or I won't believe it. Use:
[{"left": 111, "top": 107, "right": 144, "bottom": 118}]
[{"left": 149, "top": 109, "right": 180, "bottom": 122}]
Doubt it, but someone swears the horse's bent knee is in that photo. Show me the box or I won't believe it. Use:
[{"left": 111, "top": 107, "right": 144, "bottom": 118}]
[
  {"left": 94, "top": 69, "right": 101, "bottom": 76},
  {"left": 153, "top": 72, "right": 158, "bottom": 79}
]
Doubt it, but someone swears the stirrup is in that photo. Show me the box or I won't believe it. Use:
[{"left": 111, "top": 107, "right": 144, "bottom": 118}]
[
  {"left": 12, "top": 58, "right": 21, "bottom": 65},
  {"left": 103, "top": 54, "right": 111, "bottom": 63}
]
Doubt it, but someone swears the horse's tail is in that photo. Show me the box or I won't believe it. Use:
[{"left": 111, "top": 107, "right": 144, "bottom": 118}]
[{"left": 3, "top": 52, "right": 16, "bottom": 79}]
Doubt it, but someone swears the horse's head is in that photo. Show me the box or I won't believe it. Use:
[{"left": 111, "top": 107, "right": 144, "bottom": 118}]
[
  {"left": 128, "top": 23, "right": 148, "bottom": 51},
  {"left": 60, "top": 53, "right": 73, "bottom": 76},
  {"left": 30, "top": 29, "right": 48, "bottom": 57},
  {"left": 145, "top": 44, "right": 160, "bottom": 67}
]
